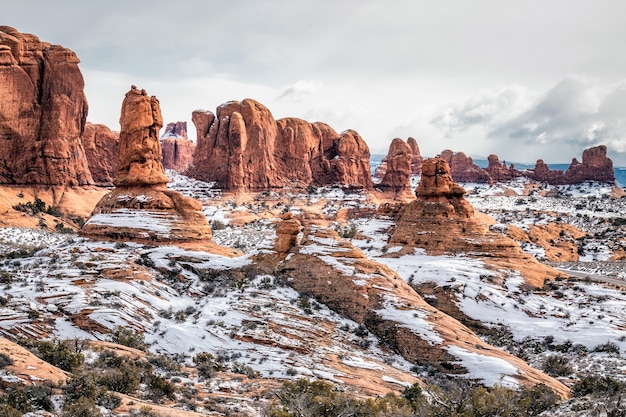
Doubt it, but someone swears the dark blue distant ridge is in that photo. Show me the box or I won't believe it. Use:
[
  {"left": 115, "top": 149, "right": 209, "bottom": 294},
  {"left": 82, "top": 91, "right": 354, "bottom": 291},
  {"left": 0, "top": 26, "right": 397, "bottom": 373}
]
[{"left": 370, "top": 155, "right": 626, "bottom": 188}]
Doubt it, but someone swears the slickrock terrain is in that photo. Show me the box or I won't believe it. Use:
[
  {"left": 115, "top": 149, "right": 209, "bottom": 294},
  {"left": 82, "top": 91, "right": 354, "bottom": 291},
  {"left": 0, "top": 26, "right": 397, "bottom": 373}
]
[
  {"left": 82, "top": 87, "right": 217, "bottom": 250},
  {"left": 187, "top": 99, "right": 372, "bottom": 191},
  {"left": 82, "top": 122, "right": 119, "bottom": 186},
  {"left": 390, "top": 158, "right": 560, "bottom": 287},
  {"left": 0, "top": 26, "right": 93, "bottom": 186},
  {"left": 161, "top": 121, "right": 195, "bottom": 172},
  {"left": 272, "top": 224, "right": 569, "bottom": 397}
]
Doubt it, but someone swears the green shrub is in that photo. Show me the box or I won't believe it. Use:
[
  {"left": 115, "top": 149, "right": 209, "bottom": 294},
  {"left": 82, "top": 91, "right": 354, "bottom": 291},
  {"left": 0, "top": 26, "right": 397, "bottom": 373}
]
[
  {"left": 0, "top": 404, "right": 21, "bottom": 417},
  {"left": 541, "top": 355, "right": 572, "bottom": 377},
  {"left": 36, "top": 339, "right": 84, "bottom": 372},
  {"left": 0, "top": 352, "right": 14, "bottom": 368},
  {"left": 62, "top": 396, "right": 102, "bottom": 417},
  {"left": 108, "top": 326, "right": 146, "bottom": 351}
]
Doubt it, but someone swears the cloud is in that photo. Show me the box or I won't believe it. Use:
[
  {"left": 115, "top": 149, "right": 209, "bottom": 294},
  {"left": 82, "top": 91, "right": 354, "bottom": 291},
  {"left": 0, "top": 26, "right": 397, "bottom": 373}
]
[
  {"left": 429, "top": 77, "right": 626, "bottom": 164},
  {"left": 275, "top": 80, "right": 322, "bottom": 103}
]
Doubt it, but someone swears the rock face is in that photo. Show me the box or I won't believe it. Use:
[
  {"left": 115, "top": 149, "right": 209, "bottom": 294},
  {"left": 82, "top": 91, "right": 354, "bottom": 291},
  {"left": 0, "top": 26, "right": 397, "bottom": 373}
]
[
  {"left": 378, "top": 138, "right": 413, "bottom": 194},
  {"left": 82, "top": 87, "right": 213, "bottom": 245},
  {"left": 390, "top": 158, "right": 559, "bottom": 287},
  {"left": 82, "top": 122, "right": 119, "bottom": 186},
  {"left": 187, "top": 99, "right": 372, "bottom": 191},
  {"left": 161, "top": 121, "right": 195, "bottom": 172},
  {"left": 0, "top": 26, "right": 93, "bottom": 186},
  {"left": 485, "top": 154, "right": 519, "bottom": 182}
]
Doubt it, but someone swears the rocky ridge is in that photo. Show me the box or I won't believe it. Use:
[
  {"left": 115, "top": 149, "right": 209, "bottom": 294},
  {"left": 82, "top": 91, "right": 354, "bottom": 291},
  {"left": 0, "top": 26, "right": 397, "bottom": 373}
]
[{"left": 187, "top": 99, "right": 372, "bottom": 191}]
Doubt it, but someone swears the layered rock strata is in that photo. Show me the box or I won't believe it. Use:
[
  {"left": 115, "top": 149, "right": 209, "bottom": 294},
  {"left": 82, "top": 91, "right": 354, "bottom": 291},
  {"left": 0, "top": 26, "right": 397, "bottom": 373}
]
[
  {"left": 0, "top": 26, "right": 93, "bottom": 186},
  {"left": 390, "top": 158, "right": 559, "bottom": 287},
  {"left": 82, "top": 87, "right": 213, "bottom": 245},
  {"left": 161, "top": 121, "right": 195, "bottom": 172},
  {"left": 187, "top": 99, "right": 372, "bottom": 191}
]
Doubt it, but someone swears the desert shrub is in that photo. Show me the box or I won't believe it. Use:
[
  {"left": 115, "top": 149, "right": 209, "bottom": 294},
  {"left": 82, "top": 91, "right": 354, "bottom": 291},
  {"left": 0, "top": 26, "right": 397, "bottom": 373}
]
[
  {"left": 1, "top": 386, "right": 32, "bottom": 414},
  {"left": 108, "top": 325, "right": 146, "bottom": 351},
  {"left": 0, "top": 404, "right": 21, "bottom": 417},
  {"left": 541, "top": 355, "right": 572, "bottom": 377},
  {"left": 517, "top": 383, "right": 560, "bottom": 416},
  {"left": 63, "top": 374, "right": 98, "bottom": 402},
  {"left": 231, "top": 361, "right": 260, "bottom": 378},
  {"left": 26, "top": 385, "right": 54, "bottom": 412},
  {"left": 98, "top": 361, "right": 141, "bottom": 394},
  {"left": 211, "top": 220, "right": 226, "bottom": 230},
  {"left": 62, "top": 396, "right": 102, "bottom": 417},
  {"left": 36, "top": 339, "right": 84, "bottom": 372},
  {"left": 572, "top": 375, "right": 625, "bottom": 397},
  {"left": 0, "top": 353, "right": 14, "bottom": 368},
  {"left": 593, "top": 341, "right": 621, "bottom": 354},
  {"left": 193, "top": 352, "right": 226, "bottom": 379},
  {"left": 144, "top": 373, "right": 176, "bottom": 401}
]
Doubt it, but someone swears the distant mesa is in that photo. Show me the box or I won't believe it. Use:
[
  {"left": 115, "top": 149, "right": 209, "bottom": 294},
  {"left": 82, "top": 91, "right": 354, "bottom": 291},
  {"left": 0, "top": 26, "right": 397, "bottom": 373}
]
[
  {"left": 0, "top": 26, "right": 93, "bottom": 186},
  {"left": 82, "top": 87, "right": 216, "bottom": 248},
  {"left": 161, "top": 121, "right": 195, "bottom": 172},
  {"left": 186, "top": 99, "right": 372, "bottom": 192},
  {"left": 390, "top": 157, "right": 560, "bottom": 287}
]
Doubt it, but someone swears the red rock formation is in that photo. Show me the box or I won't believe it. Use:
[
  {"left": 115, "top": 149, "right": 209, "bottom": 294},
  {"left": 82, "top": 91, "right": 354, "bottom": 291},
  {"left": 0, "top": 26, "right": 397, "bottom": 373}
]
[
  {"left": 485, "top": 154, "right": 520, "bottom": 182},
  {"left": 406, "top": 137, "right": 423, "bottom": 175},
  {"left": 390, "top": 158, "right": 559, "bottom": 287},
  {"left": 82, "top": 122, "right": 119, "bottom": 186},
  {"left": 565, "top": 145, "right": 614, "bottom": 184},
  {"left": 161, "top": 121, "right": 195, "bottom": 172},
  {"left": 438, "top": 150, "right": 491, "bottom": 183},
  {"left": 82, "top": 87, "right": 214, "bottom": 246},
  {"left": 187, "top": 99, "right": 372, "bottom": 191},
  {"left": 529, "top": 159, "right": 566, "bottom": 184},
  {"left": 379, "top": 138, "right": 413, "bottom": 194},
  {"left": 0, "top": 26, "right": 93, "bottom": 186}
]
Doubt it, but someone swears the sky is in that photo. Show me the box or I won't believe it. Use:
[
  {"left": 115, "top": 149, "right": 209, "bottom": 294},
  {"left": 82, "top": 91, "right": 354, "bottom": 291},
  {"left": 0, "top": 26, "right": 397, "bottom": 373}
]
[{"left": 4, "top": 0, "right": 626, "bottom": 164}]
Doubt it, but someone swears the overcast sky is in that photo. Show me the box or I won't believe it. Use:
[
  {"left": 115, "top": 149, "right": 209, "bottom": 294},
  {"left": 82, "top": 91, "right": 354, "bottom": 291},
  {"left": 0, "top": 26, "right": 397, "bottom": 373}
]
[{"left": 5, "top": 0, "right": 626, "bottom": 164}]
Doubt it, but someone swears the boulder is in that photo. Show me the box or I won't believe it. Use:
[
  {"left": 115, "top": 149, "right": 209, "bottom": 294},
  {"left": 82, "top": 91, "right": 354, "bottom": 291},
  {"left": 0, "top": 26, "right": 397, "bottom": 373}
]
[
  {"left": 187, "top": 99, "right": 372, "bottom": 191},
  {"left": 161, "top": 121, "right": 195, "bottom": 172},
  {"left": 82, "top": 87, "right": 214, "bottom": 246},
  {"left": 82, "top": 122, "right": 119, "bottom": 186},
  {"left": 0, "top": 26, "right": 93, "bottom": 186}
]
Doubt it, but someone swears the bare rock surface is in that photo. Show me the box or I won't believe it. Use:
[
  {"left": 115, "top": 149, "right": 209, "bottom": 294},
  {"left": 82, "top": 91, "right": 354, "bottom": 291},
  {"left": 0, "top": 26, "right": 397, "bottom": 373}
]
[
  {"left": 83, "top": 122, "right": 119, "bottom": 186},
  {"left": 379, "top": 138, "right": 413, "bottom": 194}
]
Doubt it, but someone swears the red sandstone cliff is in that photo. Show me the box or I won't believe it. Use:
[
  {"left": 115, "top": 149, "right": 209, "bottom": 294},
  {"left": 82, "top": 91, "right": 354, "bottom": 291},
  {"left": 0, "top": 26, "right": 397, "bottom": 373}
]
[
  {"left": 378, "top": 138, "right": 413, "bottom": 194},
  {"left": 187, "top": 99, "right": 372, "bottom": 191},
  {"left": 0, "top": 26, "right": 93, "bottom": 186}
]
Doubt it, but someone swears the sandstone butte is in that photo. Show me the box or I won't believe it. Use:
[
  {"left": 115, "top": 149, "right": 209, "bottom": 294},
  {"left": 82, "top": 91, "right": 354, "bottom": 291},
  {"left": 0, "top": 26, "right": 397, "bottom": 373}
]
[
  {"left": 81, "top": 87, "right": 232, "bottom": 254},
  {"left": 389, "top": 158, "right": 560, "bottom": 287},
  {"left": 374, "top": 137, "right": 423, "bottom": 179},
  {"left": 269, "top": 217, "right": 569, "bottom": 398},
  {"left": 0, "top": 26, "right": 93, "bottom": 186},
  {"left": 160, "top": 121, "right": 195, "bottom": 172},
  {"left": 186, "top": 99, "right": 372, "bottom": 192},
  {"left": 376, "top": 138, "right": 414, "bottom": 194},
  {"left": 439, "top": 146, "right": 615, "bottom": 185}
]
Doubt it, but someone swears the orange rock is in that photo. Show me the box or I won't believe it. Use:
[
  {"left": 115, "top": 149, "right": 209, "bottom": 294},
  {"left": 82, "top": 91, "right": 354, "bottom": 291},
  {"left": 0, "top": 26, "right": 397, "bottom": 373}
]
[
  {"left": 83, "top": 122, "right": 119, "bottom": 186},
  {"left": 82, "top": 87, "right": 213, "bottom": 246},
  {"left": 187, "top": 99, "right": 372, "bottom": 191},
  {"left": 0, "top": 26, "right": 93, "bottom": 186},
  {"left": 379, "top": 138, "right": 413, "bottom": 194},
  {"left": 438, "top": 149, "right": 491, "bottom": 183}
]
